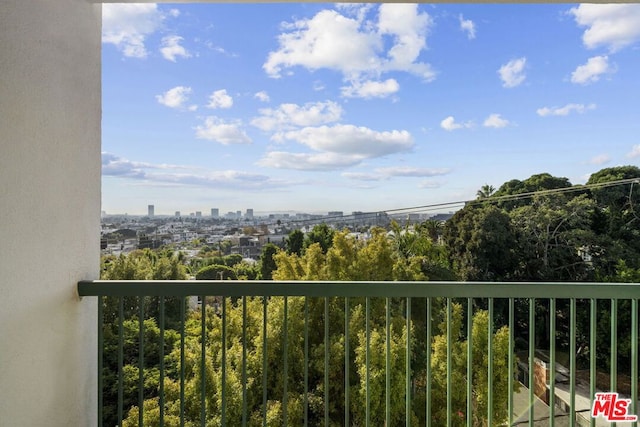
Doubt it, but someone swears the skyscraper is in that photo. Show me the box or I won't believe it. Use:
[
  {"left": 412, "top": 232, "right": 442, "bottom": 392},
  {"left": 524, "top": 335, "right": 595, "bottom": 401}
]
[
  {"left": 148, "top": 205, "right": 154, "bottom": 217},
  {"left": 246, "top": 208, "right": 254, "bottom": 219},
  {"left": 211, "top": 208, "right": 219, "bottom": 218}
]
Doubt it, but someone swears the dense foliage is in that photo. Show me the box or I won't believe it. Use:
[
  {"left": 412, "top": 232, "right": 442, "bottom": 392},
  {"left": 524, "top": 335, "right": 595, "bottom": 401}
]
[{"left": 99, "top": 165, "right": 640, "bottom": 425}]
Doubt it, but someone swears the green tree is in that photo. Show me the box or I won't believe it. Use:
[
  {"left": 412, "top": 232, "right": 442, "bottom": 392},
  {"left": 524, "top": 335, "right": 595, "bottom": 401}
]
[
  {"left": 426, "top": 304, "right": 514, "bottom": 426},
  {"left": 274, "top": 228, "right": 422, "bottom": 282},
  {"left": 587, "top": 165, "right": 640, "bottom": 269},
  {"left": 285, "top": 229, "right": 304, "bottom": 256},
  {"left": 304, "top": 224, "right": 335, "bottom": 254},
  {"left": 476, "top": 184, "right": 495, "bottom": 199},
  {"left": 443, "top": 205, "right": 516, "bottom": 281},
  {"left": 510, "top": 193, "right": 596, "bottom": 281},
  {"left": 196, "top": 264, "right": 237, "bottom": 280},
  {"left": 100, "top": 250, "right": 188, "bottom": 427},
  {"left": 493, "top": 173, "right": 573, "bottom": 209},
  {"left": 419, "top": 218, "right": 445, "bottom": 242},
  {"left": 259, "top": 243, "right": 279, "bottom": 280}
]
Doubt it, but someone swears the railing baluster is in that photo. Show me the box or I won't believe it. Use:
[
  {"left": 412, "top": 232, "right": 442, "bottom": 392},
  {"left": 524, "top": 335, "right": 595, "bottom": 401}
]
[
  {"left": 386, "top": 297, "right": 391, "bottom": 427},
  {"left": 426, "top": 297, "right": 431, "bottom": 424},
  {"left": 550, "top": 298, "right": 556, "bottom": 427},
  {"left": 118, "top": 297, "right": 124, "bottom": 427},
  {"left": 180, "top": 295, "right": 185, "bottom": 427},
  {"left": 488, "top": 298, "right": 494, "bottom": 426},
  {"left": 98, "top": 295, "right": 103, "bottom": 427},
  {"left": 139, "top": 297, "right": 145, "bottom": 427},
  {"left": 590, "top": 299, "right": 596, "bottom": 427},
  {"left": 611, "top": 298, "right": 618, "bottom": 427},
  {"left": 611, "top": 299, "right": 618, "bottom": 393},
  {"left": 631, "top": 298, "right": 638, "bottom": 425},
  {"left": 529, "top": 298, "right": 534, "bottom": 427},
  {"left": 221, "top": 298, "right": 227, "bottom": 427},
  {"left": 406, "top": 296, "right": 411, "bottom": 427},
  {"left": 304, "top": 297, "right": 309, "bottom": 427},
  {"left": 365, "top": 297, "right": 370, "bottom": 427},
  {"left": 467, "top": 297, "right": 473, "bottom": 427},
  {"left": 283, "top": 296, "right": 288, "bottom": 426},
  {"left": 324, "top": 297, "right": 329, "bottom": 427},
  {"left": 508, "top": 298, "right": 514, "bottom": 427},
  {"left": 570, "top": 299, "right": 576, "bottom": 427},
  {"left": 447, "top": 297, "right": 452, "bottom": 427},
  {"left": 345, "top": 297, "right": 350, "bottom": 427},
  {"left": 200, "top": 296, "right": 206, "bottom": 427},
  {"left": 242, "top": 296, "right": 248, "bottom": 427},
  {"left": 262, "top": 296, "right": 268, "bottom": 427},
  {"left": 159, "top": 296, "right": 165, "bottom": 427}
]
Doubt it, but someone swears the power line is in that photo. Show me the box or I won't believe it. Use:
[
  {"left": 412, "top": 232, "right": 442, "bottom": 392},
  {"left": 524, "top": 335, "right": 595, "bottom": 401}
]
[
  {"left": 281, "top": 177, "right": 640, "bottom": 227},
  {"left": 381, "top": 177, "right": 640, "bottom": 216}
]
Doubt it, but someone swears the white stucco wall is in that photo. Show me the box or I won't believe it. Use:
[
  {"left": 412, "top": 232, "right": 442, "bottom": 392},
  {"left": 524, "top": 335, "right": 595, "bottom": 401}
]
[{"left": 0, "top": 1, "right": 100, "bottom": 425}]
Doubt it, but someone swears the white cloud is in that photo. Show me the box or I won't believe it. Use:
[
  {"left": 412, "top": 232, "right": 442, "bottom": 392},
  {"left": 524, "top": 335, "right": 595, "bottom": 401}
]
[
  {"left": 102, "top": 4, "right": 165, "bottom": 58},
  {"left": 498, "top": 57, "right": 527, "bottom": 88},
  {"left": 195, "top": 117, "right": 251, "bottom": 145},
  {"left": 155, "top": 86, "right": 196, "bottom": 110},
  {"left": 342, "top": 166, "right": 450, "bottom": 181},
  {"left": 206, "top": 89, "right": 233, "bottom": 109},
  {"left": 335, "top": 3, "right": 374, "bottom": 22},
  {"left": 251, "top": 101, "right": 343, "bottom": 132},
  {"left": 103, "top": 152, "right": 289, "bottom": 190},
  {"left": 377, "top": 4, "right": 433, "bottom": 76},
  {"left": 160, "top": 35, "right": 191, "bottom": 62},
  {"left": 254, "top": 91, "right": 270, "bottom": 102},
  {"left": 342, "top": 172, "right": 384, "bottom": 181},
  {"left": 419, "top": 180, "right": 443, "bottom": 189},
  {"left": 341, "top": 79, "right": 400, "bottom": 99},
  {"left": 571, "top": 56, "right": 613, "bottom": 85},
  {"left": 440, "top": 116, "right": 472, "bottom": 131},
  {"left": 258, "top": 151, "right": 362, "bottom": 171},
  {"left": 259, "top": 124, "right": 413, "bottom": 171},
  {"left": 537, "top": 103, "right": 596, "bottom": 117},
  {"left": 102, "top": 152, "right": 148, "bottom": 178},
  {"left": 459, "top": 15, "right": 476, "bottom": 39},
  {"left": 570, "top": 4, "right": 640, "bottom": 52},
  {"left": 263, "top": 5, "right": 435, "bottom": 96},
  {"left": 264, "top": 9, "right": 380, "bottom": 78},
  {"left": 483, "top": 113, "right": 510, "bottom": 128},
  {"left": 376, "top": 166, "right": 450, "bottom": 177},
  {"left": 589, "top": 154, "right": 611, "bottom": 165},
  {"left": 276, "top": 125, "right": 413, "bottom": 158},
  {"left": 627, "top": 144, "right": 640, "bottom": 158},
  {"left": 313, "top": 81, "right": 326, "bottom": 91}
]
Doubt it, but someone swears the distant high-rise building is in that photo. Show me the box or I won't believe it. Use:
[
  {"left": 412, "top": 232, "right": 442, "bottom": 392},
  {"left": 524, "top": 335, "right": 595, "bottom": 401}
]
[
  {"left": 148, "top": 205, "right": 154, "bottom": 217},
  {"left": 196, "top": 211, "right": 202, "bottom": 218},
  {"left": 328, "top": 211, "right": 343, "bottom": 217},
  {"left": 175, "top": 211, "right": 180, "bottom": 217},
  {"left": 236, "top": 210, "right": 242, "bottom": 219},
  {"left": 211, "top": 208, "right": 219, "bottom": 218},
  {"left": 245, "top": 208, "right": 254, "bottom": 219}
]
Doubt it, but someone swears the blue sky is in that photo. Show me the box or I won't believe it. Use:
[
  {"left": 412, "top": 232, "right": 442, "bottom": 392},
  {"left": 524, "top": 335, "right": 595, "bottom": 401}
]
[{"left": 102, "top": 3, "right": 640, "bottom": 216}]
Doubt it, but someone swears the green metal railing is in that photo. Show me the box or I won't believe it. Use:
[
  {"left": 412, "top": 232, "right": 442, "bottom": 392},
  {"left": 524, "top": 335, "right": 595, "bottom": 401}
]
[{"left": 78, "top": 280, "right": 640, "bottom": 426}]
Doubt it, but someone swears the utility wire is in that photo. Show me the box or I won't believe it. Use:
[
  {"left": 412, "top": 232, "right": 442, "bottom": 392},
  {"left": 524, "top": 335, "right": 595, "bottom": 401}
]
[{"left": 283, "top": 177, "right": 640, "bottom": 226}]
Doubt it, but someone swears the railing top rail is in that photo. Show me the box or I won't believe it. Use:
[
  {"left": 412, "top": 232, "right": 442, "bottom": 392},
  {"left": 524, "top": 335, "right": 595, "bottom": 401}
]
[{"left": 78, "top": 280, "right": 640, "bottom": 299}]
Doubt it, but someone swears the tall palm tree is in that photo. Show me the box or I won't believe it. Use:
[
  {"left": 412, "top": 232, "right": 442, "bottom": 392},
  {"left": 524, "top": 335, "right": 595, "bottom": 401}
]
[{"left": 476, "top": 184, "right": 496, "bottom": 199}]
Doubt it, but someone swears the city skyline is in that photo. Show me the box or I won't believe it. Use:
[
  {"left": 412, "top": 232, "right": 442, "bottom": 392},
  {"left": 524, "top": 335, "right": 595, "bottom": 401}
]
[{"left": 102, "top": 3, "right": 640, "bottom": 215}]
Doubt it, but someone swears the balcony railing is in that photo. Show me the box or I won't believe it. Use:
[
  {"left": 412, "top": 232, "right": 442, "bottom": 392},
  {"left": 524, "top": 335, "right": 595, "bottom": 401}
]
[{"left": 78, "top": 280, "right": 639, "bottom": 426}]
